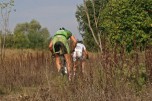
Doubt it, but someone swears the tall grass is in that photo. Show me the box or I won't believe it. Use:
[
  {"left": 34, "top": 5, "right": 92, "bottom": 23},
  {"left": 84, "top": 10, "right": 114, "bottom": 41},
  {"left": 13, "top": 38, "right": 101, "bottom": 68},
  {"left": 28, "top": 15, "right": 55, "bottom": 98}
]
[{"left": 0, "top": 49, "right": 152, "bottom": 101}]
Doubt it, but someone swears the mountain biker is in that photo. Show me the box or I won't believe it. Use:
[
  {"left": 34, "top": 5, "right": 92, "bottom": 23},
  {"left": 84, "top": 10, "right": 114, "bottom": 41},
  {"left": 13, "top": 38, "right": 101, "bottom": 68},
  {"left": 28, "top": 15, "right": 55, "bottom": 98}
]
[
  {"left": 49, "top": 27, "right": 77, "bottom": 81},
  {"left": 72, "top": 40, "right": 89, "bottom": 76}
]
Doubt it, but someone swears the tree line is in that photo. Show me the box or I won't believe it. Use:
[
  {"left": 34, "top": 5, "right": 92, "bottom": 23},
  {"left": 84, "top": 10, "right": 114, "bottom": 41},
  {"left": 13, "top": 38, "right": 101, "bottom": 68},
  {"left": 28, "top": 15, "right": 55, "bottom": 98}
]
[
  {"left": 0, "top": 19, "right": 51, "bottom": 49},
  {"left": 1, "top": 0, "right": 152, "bottom": 51},
  {"left": 76, "top": 0, "right": 152, "bottom": 52},
  {"left": 0, "top": 0, "right": 51, "bottom": 50}
]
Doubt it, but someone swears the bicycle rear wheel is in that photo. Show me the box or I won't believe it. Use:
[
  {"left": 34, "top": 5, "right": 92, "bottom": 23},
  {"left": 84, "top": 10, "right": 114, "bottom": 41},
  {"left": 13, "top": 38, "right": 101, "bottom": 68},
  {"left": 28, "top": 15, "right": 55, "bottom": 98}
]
[{"left": 60, "top": 55, "right": 68, "bottom": 76}]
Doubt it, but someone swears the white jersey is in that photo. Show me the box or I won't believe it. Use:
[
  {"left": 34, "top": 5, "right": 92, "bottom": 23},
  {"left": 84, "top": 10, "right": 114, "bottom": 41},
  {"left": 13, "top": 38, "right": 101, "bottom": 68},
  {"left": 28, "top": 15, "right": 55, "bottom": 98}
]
[
  {"left": 74, "top": 43, "right": 86, "bottom": 53},
  {"left": 73, "top": 43, "right": 86, "bottom": 61}
]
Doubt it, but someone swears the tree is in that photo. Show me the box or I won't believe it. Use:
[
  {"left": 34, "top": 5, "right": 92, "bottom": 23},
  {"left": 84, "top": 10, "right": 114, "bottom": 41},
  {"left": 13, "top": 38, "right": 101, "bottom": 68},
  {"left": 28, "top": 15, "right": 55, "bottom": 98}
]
[
  {"left": 76, "top": 0, "right": 152, "bottom": 53},
  {"left": 4, "top": 33, "right": 13, "bottom": 48},
  {"left": 102, "top": 0, "right": 152, "bottom": 52},
  {"left": 76, "top": 0, "right": 109, "bottom": 52},
  {"left": 13, "top": 19, "right": 50, "bottom": 49},
  {"left": 28, "top": 20, "right": 50, "bottom": 49},
  {"left": 39, "top": 28, "right": 50, "bottom": 48},
  {"left": 13, "top": 22, "right": 30, "bottom": 48},
  {"left": 0, "top": 0, "right": 14, "bottom": 64},
  {"left": 14, "top": 32, "right": 30, "bottom": 48}
]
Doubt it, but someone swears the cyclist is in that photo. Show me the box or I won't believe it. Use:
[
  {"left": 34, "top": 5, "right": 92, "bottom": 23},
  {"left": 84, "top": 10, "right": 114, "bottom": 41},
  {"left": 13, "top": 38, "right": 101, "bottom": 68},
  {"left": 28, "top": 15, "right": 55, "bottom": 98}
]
[
  {"left": 72, "top": 40, "right": 89, "bottom": 76},
  {"left": 49, "top": 27, "right": 77, "bottom": 81}
]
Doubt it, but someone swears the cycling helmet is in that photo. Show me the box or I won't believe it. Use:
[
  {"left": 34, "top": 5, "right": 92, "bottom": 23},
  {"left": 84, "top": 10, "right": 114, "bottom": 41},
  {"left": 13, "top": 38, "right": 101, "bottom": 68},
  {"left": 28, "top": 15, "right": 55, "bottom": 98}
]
[
  {"left": 77, "top": 39, "right": 83, "bottom": 43},
  {"left": 59, "top": 27, "right": 65, "bottom": 30}
]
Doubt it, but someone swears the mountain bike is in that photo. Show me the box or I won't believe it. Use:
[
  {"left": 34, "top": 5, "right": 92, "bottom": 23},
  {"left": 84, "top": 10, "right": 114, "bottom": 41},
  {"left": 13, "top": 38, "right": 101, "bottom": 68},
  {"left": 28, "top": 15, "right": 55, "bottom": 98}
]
[
  {"left": 59, "top": 54, "right": 67, "bottom": 76},
  {"left": 53, "top": 49, "right": 68, "bottom": 76}
]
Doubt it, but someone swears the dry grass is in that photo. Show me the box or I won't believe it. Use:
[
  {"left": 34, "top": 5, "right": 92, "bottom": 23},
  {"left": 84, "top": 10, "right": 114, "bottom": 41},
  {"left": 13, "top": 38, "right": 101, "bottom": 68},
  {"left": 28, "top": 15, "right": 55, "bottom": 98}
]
[{"left": 0, "top": 49, "right": 152, "bottom": 101}]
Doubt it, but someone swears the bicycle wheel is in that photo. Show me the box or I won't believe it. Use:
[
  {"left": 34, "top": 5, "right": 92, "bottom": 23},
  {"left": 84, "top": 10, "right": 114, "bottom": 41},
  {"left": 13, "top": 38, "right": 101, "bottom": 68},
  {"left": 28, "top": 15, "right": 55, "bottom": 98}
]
[{"left": 60, "top": 55, "right": 68, "bottom": 76}]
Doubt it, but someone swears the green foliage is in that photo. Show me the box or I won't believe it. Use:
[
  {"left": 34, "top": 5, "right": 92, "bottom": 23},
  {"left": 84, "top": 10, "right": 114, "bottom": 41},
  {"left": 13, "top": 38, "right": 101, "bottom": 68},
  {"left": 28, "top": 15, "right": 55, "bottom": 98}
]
[
  {"left": 76, "top": 0, "right": 152, "bottom": 52},
  {"left": 14, "top": 32, "right": 30, "bottom": 48},
  {"left": 83, "top": 31, "right": 99, "bottom": 51},
  {"left": 76, "top": 0, "right": 109, "bottom": 51},
  {"left": 9, "top": 19, "right": 50, "bottom": 49},
  {"left": 0, "top": 0, "right": 14, "bottom": 50},
  {"left": 0, "top": 0, "right": 14, "bottom": 10},
  {"left": 5, "top": 34, "right": 14, "bottom": 48},
  {"left": 102, "top": 0, "right": 152, "bottom": 52}
]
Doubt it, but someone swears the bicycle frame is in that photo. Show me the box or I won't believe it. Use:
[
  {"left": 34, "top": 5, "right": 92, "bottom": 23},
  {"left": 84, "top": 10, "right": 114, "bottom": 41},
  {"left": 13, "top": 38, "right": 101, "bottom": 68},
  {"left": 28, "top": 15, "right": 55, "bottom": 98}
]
[{"left": 59, "top": 54, "right": 67, "bottom": 76}]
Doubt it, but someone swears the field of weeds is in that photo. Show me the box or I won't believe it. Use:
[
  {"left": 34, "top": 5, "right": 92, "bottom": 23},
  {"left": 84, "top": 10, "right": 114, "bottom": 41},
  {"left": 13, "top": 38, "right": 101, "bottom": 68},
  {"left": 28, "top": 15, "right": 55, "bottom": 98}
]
[{"left": 0, "top": 49, "right": 152, "bottom": 101}]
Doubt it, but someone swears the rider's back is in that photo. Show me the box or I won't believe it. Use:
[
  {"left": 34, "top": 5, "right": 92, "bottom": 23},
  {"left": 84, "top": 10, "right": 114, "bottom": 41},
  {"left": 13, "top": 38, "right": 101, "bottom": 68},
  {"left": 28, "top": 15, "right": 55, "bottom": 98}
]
[
  {"left": 74, "top": 43, "right": 86, "bottom": 53},
  {"left": 55, "top": 29, "right": 72, "bottom": 39}
]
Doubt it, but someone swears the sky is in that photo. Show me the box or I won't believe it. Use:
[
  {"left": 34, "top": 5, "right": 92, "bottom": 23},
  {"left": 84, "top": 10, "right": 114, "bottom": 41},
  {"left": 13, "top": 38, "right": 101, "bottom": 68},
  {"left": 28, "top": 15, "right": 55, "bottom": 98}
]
[{"left": 9, "top": 0, "right": 83, "bottom": 39}]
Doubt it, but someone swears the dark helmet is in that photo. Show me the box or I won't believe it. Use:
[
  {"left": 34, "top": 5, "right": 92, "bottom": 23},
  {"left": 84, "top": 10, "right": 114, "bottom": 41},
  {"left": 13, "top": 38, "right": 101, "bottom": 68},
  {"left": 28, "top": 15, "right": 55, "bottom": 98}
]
[
  {"left": 77, "top": 39, "right": 83, "bottom": 43},
  {"left": 59, "top": 27, "right": 65, "bottom": 30}
]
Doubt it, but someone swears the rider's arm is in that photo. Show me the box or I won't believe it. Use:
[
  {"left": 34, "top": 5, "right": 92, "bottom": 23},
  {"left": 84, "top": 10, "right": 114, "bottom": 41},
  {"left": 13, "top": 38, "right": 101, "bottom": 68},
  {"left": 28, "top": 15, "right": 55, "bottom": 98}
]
[
  {"left": 83, "top": 45, "right": 89, "bottom": 59},
  {"left": 49, "top": 41, "right": 53, "bottom": 53},
  {"left": 70, "top": 35, "right": 77, "bottom": 52},
  {"left": 84, "top": 49, "right": 89, "bottom": 59}
]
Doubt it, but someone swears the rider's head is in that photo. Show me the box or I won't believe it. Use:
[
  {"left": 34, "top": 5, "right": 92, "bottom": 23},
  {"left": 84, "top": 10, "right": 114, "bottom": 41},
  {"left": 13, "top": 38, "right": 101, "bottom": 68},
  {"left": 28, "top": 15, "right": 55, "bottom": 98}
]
[
  {"left": 59, "top": 27, "right": 65, "bottom": 30},
  {"left": 77, "top": 39, "right": 83, "bottom": 44}
]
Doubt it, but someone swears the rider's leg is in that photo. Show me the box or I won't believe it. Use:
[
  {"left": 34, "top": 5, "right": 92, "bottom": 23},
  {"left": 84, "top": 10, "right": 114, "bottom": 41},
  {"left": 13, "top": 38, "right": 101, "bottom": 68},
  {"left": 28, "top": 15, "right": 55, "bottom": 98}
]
[
  {"left": 81, "top": 60, "right": 85, "bottom": 74},
  {"left": 73, "top": 61, "right": 78, "bottom": 76},
  {"left": 64, "top": 54, "right": 72, "bottom": 80},
  {"left": 55, "top": 54, "right": 61, "bottom": 72},
  {"left": 81, "top": 53, "right": 86, "bottom": 74},
  {"left": 73, "top": 51, "right": 77, "bottom": 76}
]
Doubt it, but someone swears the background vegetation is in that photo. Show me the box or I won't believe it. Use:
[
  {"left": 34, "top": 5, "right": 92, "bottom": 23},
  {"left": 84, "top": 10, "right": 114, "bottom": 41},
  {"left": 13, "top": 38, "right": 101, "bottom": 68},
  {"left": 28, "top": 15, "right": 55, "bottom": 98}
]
[
  {"left": 0, "top": 19, "right": 50, "bottom": 49},
  {"left": 76, "top": 0, "right": 152, "bottom": 52}
]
